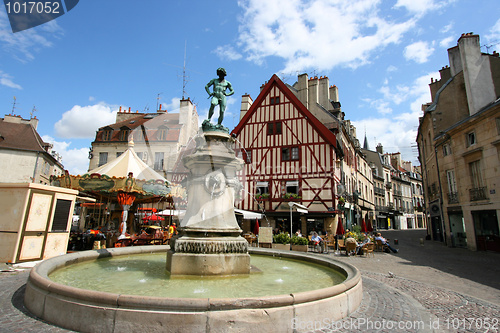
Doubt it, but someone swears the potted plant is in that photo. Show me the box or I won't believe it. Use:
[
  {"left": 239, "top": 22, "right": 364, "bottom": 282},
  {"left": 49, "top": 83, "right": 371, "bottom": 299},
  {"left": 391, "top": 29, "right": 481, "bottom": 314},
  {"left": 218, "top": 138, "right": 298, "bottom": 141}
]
[
  {"left": 272, "top": 232, "right": 290, "bottom": 251},
  {"left": 290, "top": 235, "right": 309, "bottom": 252}
]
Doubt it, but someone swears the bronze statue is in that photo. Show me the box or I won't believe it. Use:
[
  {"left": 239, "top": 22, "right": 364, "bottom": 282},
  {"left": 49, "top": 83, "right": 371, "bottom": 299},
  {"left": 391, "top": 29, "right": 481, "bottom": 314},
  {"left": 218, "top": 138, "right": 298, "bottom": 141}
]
[{"left": 204, "top": 67, "right": 234, "bottom": 127}]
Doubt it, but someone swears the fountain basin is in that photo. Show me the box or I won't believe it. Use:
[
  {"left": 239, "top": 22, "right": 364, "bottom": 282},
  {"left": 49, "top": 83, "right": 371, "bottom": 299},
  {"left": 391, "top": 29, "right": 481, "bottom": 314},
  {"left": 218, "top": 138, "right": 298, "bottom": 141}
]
[{"left": 24, "top": 246, "right": 362, "bottom": 332}]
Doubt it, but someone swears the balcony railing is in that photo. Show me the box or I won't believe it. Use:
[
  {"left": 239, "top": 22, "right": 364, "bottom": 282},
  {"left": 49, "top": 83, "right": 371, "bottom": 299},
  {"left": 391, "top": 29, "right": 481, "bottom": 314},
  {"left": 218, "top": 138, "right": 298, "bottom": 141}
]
[
  {"left": 374, "top": 187, "right": 385, "bottom": 195},
  {"left": 385, "top": 182, "right": 392, "bottom": 189},
  {"left": 469, "top": 187, "right": 488, "bottom": 201},
  {"left": 447, "top": 192, "right": 459, "bottom": 204},
  {"left": 393, "top": 190, "right": 402, "bottom": 197},
  {"left": 375, "top": 205, "right": 388, "bottom": 212}
]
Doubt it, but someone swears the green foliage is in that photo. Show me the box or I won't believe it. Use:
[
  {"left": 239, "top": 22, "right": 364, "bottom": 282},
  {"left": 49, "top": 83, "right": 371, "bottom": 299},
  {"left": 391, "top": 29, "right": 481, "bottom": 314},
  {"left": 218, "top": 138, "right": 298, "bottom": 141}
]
[
  {"left": 255, "top": 193, "right": 270, "bottom": 200},
  {"left": 352, "top": 225, "right": 362, "bottom": 233},
  {"left": 290, "top": 235, "right": 309, "bottom": 245},
  {"left": 283, "top": 193, "right": 301, "bottom": 200},
  {"left": 273, "top": 232, "right": 291, "bottom": 244}
]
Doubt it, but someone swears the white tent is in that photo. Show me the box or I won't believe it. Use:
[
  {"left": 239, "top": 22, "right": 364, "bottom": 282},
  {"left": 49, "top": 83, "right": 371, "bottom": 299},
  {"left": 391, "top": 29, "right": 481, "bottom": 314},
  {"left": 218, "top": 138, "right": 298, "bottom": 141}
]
[{"left": 89, "top": 140, "right": 166, "bottom": 181}]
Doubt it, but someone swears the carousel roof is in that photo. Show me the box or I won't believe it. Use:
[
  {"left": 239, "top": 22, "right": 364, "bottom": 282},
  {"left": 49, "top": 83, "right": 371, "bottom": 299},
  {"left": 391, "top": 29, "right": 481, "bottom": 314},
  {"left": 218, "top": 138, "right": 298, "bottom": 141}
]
[{"left": 89, "top": 140, "right": 166, "bottom": 181}]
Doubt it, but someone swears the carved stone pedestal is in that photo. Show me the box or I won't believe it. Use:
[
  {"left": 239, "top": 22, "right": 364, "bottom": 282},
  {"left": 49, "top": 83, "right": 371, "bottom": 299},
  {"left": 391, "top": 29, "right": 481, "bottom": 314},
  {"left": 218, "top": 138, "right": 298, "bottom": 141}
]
[{"left": 166, "top": 131, "right": 250, "bottom": 276}]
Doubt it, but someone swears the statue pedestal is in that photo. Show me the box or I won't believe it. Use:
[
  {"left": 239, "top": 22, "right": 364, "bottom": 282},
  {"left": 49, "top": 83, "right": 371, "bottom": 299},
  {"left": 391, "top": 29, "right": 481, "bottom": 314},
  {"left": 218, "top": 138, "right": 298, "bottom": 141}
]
[{"left": 166, "top": 131, "right": 250, "bottom": 276}]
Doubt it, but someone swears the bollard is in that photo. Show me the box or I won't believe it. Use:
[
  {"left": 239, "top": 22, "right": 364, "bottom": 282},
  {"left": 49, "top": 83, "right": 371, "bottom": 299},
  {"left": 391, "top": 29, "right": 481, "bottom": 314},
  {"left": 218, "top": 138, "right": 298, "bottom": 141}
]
[
  {"left": 419, "top": 238, "right": 424, "bottom": 246},
  {"left": 394, "top": 239, "right": 398, "bottom": 245}
]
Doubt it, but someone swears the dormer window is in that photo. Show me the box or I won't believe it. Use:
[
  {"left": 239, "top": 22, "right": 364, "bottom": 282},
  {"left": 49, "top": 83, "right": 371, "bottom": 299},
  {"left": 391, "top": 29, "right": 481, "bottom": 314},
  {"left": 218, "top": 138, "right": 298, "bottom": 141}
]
[
  {"left": 102, "top": 129, "right": 112, "bottom": 141},
  {"left": 119, "top": 127, "right": 130, "bottom": 141},
  {"left": 157, "top": 127, "right": 168, "bottom": 141}
]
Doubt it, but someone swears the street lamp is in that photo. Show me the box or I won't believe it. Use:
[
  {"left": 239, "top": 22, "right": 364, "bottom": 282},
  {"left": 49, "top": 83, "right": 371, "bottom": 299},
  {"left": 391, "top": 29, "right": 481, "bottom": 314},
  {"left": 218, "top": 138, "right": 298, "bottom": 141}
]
[{"left": 288, "top": 202, "right": 308, "bottom": 236}]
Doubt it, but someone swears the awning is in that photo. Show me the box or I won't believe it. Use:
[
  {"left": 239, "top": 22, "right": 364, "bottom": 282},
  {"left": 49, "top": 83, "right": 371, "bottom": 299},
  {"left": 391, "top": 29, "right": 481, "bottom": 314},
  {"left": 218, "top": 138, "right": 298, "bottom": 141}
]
[
  {"left": 157, "top": 209, "right": 186, "bottom": 216},
  {"left": 234, "top": 209, "right": 263, "bottom": 219}
]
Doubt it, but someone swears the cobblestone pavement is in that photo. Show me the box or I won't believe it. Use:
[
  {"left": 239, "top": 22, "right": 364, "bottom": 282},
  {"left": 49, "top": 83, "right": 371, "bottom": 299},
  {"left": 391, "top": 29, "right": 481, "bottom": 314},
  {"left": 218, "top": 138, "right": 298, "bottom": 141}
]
[{"left": 1, "top": 229, "right": 499, "bottom": 332}]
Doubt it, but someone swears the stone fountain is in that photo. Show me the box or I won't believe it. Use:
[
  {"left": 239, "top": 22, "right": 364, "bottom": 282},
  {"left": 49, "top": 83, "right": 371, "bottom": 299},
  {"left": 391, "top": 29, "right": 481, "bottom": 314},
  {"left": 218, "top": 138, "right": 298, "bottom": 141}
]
[
  {"left": 23, "top": 70, "right": 362, "bottom": 332},
  {"left": 167, "top": 130, "right": 250, "bottom": 276}
]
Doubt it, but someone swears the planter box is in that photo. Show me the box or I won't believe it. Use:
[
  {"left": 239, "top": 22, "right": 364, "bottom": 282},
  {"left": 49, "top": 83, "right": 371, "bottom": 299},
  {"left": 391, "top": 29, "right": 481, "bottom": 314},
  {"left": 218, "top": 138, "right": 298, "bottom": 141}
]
[
  {"left": 291, "top": 244, "right": 308, "bottom": 252},
  {"left": 272, "top": 243, "right": 290, "bottom": 251}
]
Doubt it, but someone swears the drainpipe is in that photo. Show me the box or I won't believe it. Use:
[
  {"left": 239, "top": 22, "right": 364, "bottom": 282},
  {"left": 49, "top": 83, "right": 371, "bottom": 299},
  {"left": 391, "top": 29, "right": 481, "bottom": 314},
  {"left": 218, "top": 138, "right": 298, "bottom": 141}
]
[
  {"left": 434, "top": 144, "right": 447, "bottom": 245},
  {"left": 32, "top": 151, "right": 40, "bottom": 183}
]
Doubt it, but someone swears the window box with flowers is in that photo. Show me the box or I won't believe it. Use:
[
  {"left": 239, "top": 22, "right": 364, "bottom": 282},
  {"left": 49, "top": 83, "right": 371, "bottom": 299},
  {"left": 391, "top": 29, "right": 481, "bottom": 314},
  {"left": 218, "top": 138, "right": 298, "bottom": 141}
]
[
  {"left": 283, "top": 193, "right": 301, "bottom": 201},
  {"left": 255, "top": 193, "right": 270, "bottom": 200}
]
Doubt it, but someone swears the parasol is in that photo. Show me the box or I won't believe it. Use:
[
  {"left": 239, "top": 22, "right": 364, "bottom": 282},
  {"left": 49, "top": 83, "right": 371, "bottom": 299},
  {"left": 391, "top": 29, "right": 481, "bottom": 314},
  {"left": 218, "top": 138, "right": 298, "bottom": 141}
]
[
  {"left": 253, "top": 219, "right": 260, "bottom": 235},
  {"left": 335, "top": 218, "right": 345, "bottom": 235},
  {"left": 361, "top": 218, "right": 367, "bottom": 233},
  {"left": 367, "top": 219, "right": 373, "bottom": 232}
]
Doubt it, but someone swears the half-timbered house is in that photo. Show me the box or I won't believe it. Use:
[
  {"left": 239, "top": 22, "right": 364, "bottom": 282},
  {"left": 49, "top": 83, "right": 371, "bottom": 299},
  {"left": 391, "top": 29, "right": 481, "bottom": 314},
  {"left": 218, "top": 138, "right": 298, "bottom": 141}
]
[{"left": 232, "top": 74, "right": 342, "bottom": 235}]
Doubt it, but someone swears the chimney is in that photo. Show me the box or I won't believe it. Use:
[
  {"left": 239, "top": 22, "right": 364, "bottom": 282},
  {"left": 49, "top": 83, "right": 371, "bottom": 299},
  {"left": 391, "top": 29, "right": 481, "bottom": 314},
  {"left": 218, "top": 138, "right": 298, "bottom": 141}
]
[
  {"left": 318, "top": 76, "right": 330, "bottom": 110},
  {"left": 240, "top": 94, "right": 253, "bottom": 120},
  {"left": 456, "top": 33, "right": 496, "bottom": 115},
  {"left": 376, "top": 143, "right": 383, "bottom": 154},
  {"left": 297, "top": 73, "right": 309, "bottom": 109}
]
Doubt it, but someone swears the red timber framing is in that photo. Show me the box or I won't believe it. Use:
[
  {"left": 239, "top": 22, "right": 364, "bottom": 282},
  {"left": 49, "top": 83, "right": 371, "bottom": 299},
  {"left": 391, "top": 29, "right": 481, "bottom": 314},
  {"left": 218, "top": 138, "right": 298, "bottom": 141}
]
[{"left": 232, "top": 74, "right": 338, "bottom": 214}]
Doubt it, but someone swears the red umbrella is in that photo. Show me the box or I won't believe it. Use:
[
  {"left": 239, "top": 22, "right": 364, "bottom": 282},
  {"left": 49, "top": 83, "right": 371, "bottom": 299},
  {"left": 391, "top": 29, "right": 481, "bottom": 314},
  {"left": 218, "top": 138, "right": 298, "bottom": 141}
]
[
  {"left": 253, "top": 219, "right": 260, "bottom": 235},
  {"left": 142, "top": 214, "right": 165, "bottom": 222},
  {"left": 335, "top": 219, "right": 345, "bottom": 235},
  {"left": 361, "top": 219, "right": 367, "bottom": 233},
  {"left": 367, "top": 219, "right": 373, "bottom": 232}
]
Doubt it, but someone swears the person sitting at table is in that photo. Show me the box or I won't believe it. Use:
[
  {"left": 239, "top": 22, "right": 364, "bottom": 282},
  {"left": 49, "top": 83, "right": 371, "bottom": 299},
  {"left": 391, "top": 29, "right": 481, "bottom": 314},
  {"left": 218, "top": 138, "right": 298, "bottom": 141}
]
[
  {"left": 295, "top": 229, "right": 302, "bottom": 237},
  {"left": 311, "top": 232, "right": 326, "bottom": 253},
  {"left": 345, "top": 234, "right": 359, "bottom": 255},
  {"left": 357, "top": 233, "right": 372, "bottom": 255},
  {"left": 375, "top": 232, "right": 398, "bottom": 253}
]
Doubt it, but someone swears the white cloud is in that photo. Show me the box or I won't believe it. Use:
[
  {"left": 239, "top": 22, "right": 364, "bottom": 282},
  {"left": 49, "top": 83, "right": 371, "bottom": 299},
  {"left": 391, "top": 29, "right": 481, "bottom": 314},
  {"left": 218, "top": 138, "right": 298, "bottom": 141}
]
[
  {"left": 54, "top": 103, "right": 118, "bottom": 139},
  {"left": 42, "top": 135, "right": 90, "bottom": 175},
  {"left": 440, "top": 23, "right": 453, "bottom": 34},
  {"left": 236, "top": 0, "right": 421, "bottom": 72},
  {"left": 404, "top": 41, "right": 434, "bottom": 63},
  {"left": 485, "top": 18, "right": 500, "bottom": 44},
  {"left": 0, "top": 11, "right": 63, "bottom": 62},
  {"left": 354, "top": 71, "right": 438, "bottom": 163},
  {"left": 0, "top": 70, "right": 22, "bottom": 89},
  {"left": 439, "top": 36, "right": 454, "bottom": 48},
  {"left": 214, "top": 45, "right": 243, "bottom": 60},
  {"left": 394, "top": 0, "right": 454, "bottom": 15}
]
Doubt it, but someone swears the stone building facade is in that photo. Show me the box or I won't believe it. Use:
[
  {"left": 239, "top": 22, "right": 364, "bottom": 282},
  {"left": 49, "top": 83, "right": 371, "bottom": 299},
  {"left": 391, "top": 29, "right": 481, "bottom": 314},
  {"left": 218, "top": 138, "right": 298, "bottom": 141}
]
[
  {"left": 0, "top": 114, "right": 65, "bottom": 184},
  {"left": 417, "top": 33, "right": 500, "bottom": 251}
]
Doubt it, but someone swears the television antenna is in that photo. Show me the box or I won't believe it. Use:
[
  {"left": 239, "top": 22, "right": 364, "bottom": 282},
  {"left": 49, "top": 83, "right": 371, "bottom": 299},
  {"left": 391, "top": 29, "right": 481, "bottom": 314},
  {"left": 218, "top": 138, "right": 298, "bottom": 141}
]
[
  {"left": 30, "top": 105, "right": 37, "bottom": 119},
  {"left": 11, "top": 96, "right": 17, "bottom": 115}
]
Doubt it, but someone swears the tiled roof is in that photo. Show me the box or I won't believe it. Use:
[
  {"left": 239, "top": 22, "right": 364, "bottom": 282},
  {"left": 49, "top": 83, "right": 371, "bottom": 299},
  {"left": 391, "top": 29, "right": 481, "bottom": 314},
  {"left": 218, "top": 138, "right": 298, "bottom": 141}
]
[
  {"left": 0, "top": 119, "right": 47, "bottom": 152},
  {"left": 94, "top": 112, "right": 182, "bottom": 143}
]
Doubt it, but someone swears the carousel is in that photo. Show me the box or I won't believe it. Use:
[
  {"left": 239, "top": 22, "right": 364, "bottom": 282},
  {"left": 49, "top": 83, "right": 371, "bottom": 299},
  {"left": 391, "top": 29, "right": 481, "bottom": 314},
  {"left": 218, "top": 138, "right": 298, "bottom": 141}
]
[{"left": 51, "top": 140, "right": 182, "bottom": 248}]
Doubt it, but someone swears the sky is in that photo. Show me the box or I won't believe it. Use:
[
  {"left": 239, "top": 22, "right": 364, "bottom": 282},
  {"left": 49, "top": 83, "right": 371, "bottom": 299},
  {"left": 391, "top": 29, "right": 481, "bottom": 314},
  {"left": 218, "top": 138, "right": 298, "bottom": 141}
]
[{"left": 1, "top": 0, "right": 499, "bottom": 175}]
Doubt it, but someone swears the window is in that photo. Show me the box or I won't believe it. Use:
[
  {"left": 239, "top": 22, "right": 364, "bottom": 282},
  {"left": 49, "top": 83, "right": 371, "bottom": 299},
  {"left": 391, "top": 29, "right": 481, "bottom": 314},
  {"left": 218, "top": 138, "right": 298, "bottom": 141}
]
[
  {"left": 51, "top": 199, "right": 72, "bottom": 231},
  {"left": 443, "top": 143, "right": 452, "bottom": 156},
  {"left": 270, "top": 96, "right": 280, "bottom": 104},
  {"left": 244, "top": 149, "right": 252, "bottom": 164},
  {"left": 466, "top": 131, "right": 476, "bottom": 147},
  {"left": 446, "top": 169, "right": 457, "bottom": 193},
  {"left": 469, "top": 160, "right": 483, "bottom": 188},
  {"left": 157, "top": 128, "right": 168, "bottom": 141},
  {"left": 285, "top": 181, "right": 299, "bottom": 195},
  {"left": 116, "top": 152, "right": 123, "bottom": 158},
  {"left": 256, "top": 182, "right": 269, "bottom": 195},
  {"left": 267, "top": 121, "right": 282, "bottom": 135},
  {"left": 282, "top": 146, "right": 299, "bottom": 161},
  {"left": 154, "top": 152, "right": 164, "bottom": 171},
  {"left": 496, "top": 118, "right": 500, "bottom": 135},
  {"left": 98, "top": 152, "right": 108, "bottom": 166},
  {"left": 136, "top": 152, "right": 143, "bottom": 160},
  {"left": 103, "top": 129, "right": 112, "bottom": 141},
  {"left": 119, "top": 128, "right": 130, "bottom": 141}
]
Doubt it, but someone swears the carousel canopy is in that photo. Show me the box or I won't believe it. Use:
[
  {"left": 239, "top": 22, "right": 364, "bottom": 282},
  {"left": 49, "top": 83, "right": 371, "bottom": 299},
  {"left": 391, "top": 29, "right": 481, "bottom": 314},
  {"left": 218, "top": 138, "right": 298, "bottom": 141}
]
[{"left": 51, "top": 140, "right": 176, "bottom": 201}]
